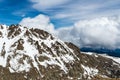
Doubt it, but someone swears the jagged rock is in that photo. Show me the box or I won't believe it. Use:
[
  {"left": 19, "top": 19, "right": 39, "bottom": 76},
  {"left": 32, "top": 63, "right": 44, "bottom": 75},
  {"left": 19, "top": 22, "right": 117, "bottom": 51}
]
[{"left": 0, "top": 24, "right": 120, "bottom": 80}]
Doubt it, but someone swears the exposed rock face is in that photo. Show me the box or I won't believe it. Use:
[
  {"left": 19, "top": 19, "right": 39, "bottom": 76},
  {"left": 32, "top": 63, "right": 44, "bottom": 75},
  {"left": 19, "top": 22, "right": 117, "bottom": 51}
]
[{"left": 0, "top": 24, "right": 120, "bottom": 80}]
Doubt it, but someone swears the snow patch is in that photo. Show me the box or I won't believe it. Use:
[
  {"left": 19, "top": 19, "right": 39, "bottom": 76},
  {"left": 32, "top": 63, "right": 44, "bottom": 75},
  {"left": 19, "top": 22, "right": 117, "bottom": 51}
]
[
  {"left": 99, "top": 54, "right": 120, "bottom": 64},
  {"left": 81, "top": 64, "right": 98, "bottom": 79}
]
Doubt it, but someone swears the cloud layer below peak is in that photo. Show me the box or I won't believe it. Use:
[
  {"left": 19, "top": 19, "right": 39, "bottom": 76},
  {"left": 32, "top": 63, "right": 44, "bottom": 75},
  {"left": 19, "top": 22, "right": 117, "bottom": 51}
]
[
  {"left": 19, "top": 14, "right": 120, "bottom": 49},
  {"left": 57, "top": 17, "right": 120, "bottom": 49}
]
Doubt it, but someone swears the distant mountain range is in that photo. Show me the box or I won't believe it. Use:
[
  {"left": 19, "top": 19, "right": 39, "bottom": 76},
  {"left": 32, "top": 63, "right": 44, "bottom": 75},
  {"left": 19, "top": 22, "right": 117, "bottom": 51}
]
[
  {"left": 81, "top": 47, "right": 120, "bottom": 57},
  {"left": 0, "top": 24, "right": 120, "bottom": 80}
]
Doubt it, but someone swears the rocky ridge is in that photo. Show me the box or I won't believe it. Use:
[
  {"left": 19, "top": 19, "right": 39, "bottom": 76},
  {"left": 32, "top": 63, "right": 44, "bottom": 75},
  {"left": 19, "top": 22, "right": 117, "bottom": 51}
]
[{"left": 0, "top": 24, "right": 120, "bottom": 80}]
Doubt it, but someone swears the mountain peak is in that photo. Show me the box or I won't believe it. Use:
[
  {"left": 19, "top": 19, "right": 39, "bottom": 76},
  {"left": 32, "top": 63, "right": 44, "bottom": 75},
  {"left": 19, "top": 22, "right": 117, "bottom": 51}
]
[
  {"left": 0, "top": 24, "right": 120, "bottom": 80},
  {"left": 0, "top": 24, "right": 77, "bottom": 76}
]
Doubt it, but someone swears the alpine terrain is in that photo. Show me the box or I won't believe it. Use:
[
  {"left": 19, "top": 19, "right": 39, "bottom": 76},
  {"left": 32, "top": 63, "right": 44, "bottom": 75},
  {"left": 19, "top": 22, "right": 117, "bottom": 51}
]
[{"left": 0, "top": 24, "right": 120, "bottom": 80}]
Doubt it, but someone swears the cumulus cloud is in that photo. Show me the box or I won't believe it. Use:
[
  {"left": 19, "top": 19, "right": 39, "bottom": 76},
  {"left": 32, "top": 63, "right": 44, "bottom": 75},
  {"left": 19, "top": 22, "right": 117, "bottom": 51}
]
[
  {"left": 19, "top": 14, "right": 120, "bottom": 49},
  {"left": 57, "top": 16, "right": 120, "bottom": 49},
  {"left": 19, "top": 14, "right": 55, "bottom": 34}
]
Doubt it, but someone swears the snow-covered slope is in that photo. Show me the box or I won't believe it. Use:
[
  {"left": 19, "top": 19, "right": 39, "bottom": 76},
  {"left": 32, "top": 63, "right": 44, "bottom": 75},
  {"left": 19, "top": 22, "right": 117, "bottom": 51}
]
[
  {"left": 0, "top": 24, "right": 120, "bottom": 80},
  {"left": 0, "top": 24, "right": 77, "bottom": 75},
  {"left": 84, "top": 52, "right": 120, "bottom": 64}
]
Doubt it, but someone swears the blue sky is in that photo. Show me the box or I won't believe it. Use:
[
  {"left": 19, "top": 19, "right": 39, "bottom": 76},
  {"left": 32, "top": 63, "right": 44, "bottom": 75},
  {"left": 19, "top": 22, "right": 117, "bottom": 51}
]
[
  {"left": 0, "top": 0, "right": 36, "bottom": 24},
  {"left": 0, "top": 0, "right": 120, "bottom": 28},
  {"left": 1, "top": 0, "right": 120, "bottom": 50}
]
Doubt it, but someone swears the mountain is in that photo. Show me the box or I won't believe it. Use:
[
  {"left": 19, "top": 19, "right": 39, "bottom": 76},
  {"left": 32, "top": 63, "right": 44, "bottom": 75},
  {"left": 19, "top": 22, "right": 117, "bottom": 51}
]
[
  {"left": 0, "top": 24, "right": 120, "bottom": 80},
  {"left": 81, "top": 47, "right": 120, "bottom": 57}
]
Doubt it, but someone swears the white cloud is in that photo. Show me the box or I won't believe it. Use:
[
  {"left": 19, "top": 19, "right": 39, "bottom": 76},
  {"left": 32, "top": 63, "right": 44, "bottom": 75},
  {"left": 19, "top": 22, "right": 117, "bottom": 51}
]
[
  {"left": 19, "top": 14, "right": 120, "bottom": 49},
  {"left": 19, "top": 14, "right": 55, "bottom": 34},
  {"left": 57, "top": 16, "right": 120, "bottom": 49},
  {"left": 30, "top": 0, "right": 120, "bottom": 23},
  {"left": 30, "top": 0, "right": 70, "bottom": 10},
  {"left": 12, "top": 11, "right": 26, "bottom": 17}
]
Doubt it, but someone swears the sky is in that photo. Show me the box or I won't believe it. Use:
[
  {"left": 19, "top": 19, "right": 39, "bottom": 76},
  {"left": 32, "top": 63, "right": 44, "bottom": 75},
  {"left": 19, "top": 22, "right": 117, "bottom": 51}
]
[
  {"left": 0, "top": 0, "right": 120, "bottom": 27},
  {"left": 0, "top": 0, "right": 120, "bottom": 49}
]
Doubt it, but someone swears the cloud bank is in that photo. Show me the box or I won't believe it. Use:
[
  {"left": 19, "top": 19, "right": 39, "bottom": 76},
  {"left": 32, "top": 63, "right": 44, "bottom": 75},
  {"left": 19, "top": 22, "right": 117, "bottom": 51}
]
[
  {"left": 20, "top": 14, "right": 120, "bottom": 49},
  {"left": 57, "top": 17, "right": 120, "bottom": 49}
]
